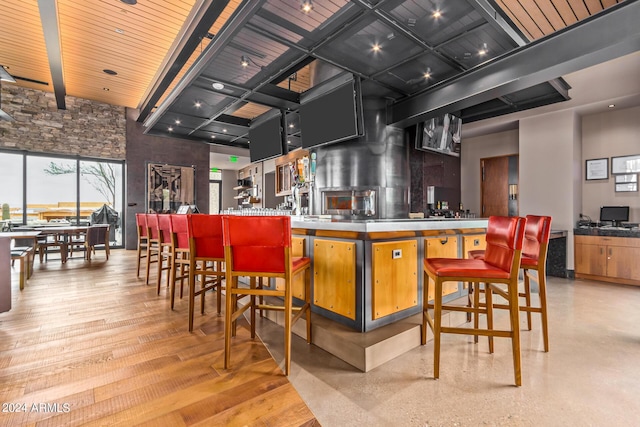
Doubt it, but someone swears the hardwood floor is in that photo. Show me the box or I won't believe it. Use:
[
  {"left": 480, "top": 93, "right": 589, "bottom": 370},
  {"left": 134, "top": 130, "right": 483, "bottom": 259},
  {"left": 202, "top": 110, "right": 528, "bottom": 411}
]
[{"left": 0, "top": 249, "right": 319, "bottom": 426}]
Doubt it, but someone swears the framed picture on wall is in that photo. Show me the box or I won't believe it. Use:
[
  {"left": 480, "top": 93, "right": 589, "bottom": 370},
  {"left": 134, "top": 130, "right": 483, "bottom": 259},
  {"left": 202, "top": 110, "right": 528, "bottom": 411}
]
[
  {"left": 615, "top": 182, "right": 638, "bottom": 192},
  {"left": 585, "top": 158, "right": 608, "bottom": 180},
  {"left": 615, "top": 174, "right": 637, "bottom": 183},
  {"left": 612, "top": 154, "right": 640, "bottom": 174}
]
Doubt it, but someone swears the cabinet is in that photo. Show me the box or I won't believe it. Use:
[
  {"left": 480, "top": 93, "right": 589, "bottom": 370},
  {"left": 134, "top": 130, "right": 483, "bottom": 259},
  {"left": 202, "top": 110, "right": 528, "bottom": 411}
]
[
  {"left": 371, "top": 240, "right": 418, "bottom": 320},
  {"left": 313, "top": 239, "right": 356, "bottom": 320},
  {"left": 424, "top": 235, "right": 459, "bottom": 300},
  {"left": 575, "top": 235, "right": 640, "bottom": 286}
]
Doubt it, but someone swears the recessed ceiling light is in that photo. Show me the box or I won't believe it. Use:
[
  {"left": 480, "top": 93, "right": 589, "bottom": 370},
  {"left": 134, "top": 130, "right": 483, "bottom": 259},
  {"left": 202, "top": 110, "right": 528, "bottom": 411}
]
[
  {"left": 608, "top": 104, "right": 616, "bottom": 108},
  {"left": 289, "top": 123, "right": 294, "bottom": 128},
  {"left": 175, "top": 119, "right": 181, "bottom": 125},
  {"left": 212, "top": 82, "right": 224, "bottom": 90},
  {"left": 168, "top": 126, "right": 173, "bottom": 132},
  {"left": 433, "top": 10, "right": 442, "bottom": 18},
  {"left": 120, "top": 0, "right": 137, "bottom": 5},
  {"left": 372, "top": 43, "right": 381, "bottom": 52},
  {"left": 115, "top": 28, "right": 125, "bottom": 34},
  {"left": 194, "top": 101, "right": 201, "bottom": 108},
  {"left": 424, "top": 67, "right": 432, "bottom": 79},
  {"left": 300, "top": 0, "right": 313, "bottom": 13},
  {"left": 222, "top": 129, "right": 227, "bottom": 133},
  {"left": 103, "top": 69, "right": 117, "bottom": 75},
  {"left": 287, "top": 140, "right": 291, "bottom": 144},
  {"left": 211, "top": 135, "right": 216, "bottom": 139},
  {"left": 478, "top": 43, "right": 488, "bottom": 56}
]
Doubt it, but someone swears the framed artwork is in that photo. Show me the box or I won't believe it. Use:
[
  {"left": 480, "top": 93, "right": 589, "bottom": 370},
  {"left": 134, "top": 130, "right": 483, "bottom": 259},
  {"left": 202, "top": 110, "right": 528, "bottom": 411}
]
[
  {"left": 615, "top": 182, "right": 638, "bottom": 192},
  {"left": 612, "top": 154, "right": 640, "bottom": 174},
  {"left": 585, "top": 158, "right": 608, "bottom": 180},
  {"left": 147, "top": 163, "right": 195, "bottom": 213},
  {"left": 615, "top": 174, "right": 637, "bottom": 183}
]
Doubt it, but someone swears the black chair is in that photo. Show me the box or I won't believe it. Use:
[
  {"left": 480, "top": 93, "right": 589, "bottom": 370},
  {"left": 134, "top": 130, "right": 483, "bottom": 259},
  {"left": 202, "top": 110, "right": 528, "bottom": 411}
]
[{"left": 85, "top": 225, "right": 110, "bottom": 261}]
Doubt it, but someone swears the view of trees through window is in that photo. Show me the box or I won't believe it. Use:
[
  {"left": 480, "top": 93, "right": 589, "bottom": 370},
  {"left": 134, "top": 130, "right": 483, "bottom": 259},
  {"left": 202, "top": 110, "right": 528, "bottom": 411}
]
[{"left": 0, "top": 150, "right": 124, "bottom": 246}]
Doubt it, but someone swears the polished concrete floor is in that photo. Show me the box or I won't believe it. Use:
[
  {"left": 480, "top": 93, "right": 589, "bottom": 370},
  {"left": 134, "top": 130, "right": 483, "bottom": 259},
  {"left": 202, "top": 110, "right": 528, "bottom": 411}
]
[{"left": 256, "top": 277, "right": 640, "bottom": 426}]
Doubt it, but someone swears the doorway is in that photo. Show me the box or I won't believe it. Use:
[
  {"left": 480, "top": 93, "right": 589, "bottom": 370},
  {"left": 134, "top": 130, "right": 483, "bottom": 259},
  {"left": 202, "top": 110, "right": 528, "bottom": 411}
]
[{"left": 480, "top": 155, "right": 518, "bottom": 217}]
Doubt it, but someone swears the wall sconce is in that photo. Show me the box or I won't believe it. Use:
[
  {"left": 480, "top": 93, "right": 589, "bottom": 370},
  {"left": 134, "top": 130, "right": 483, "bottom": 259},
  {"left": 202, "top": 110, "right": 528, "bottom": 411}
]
[{"left": 508, "top": 184, "right": 518, "bottom": 200}]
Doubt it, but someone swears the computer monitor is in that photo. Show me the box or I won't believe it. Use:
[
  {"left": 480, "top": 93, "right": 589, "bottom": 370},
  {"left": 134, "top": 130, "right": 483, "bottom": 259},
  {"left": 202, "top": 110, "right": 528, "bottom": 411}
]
[{"left": 599, "top": 206, "right": 629, "bottom": 226}]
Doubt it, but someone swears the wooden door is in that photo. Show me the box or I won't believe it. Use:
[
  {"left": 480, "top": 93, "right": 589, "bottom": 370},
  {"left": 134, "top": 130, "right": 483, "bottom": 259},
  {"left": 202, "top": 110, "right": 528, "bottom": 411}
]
[{"left": 481, "top": 156, "right": 509, "bottom": 217}]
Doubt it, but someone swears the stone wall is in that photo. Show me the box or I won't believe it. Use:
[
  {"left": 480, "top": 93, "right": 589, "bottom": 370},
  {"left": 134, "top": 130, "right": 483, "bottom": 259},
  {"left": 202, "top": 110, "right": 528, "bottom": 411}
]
[{"left": 0, "top": 85, "right": 126, "bottom": 159}]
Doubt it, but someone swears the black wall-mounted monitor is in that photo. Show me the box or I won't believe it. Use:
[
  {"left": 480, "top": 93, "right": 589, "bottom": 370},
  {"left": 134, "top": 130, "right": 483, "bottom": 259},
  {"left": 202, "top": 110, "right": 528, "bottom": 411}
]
[
  {"left": 600, "top": 205, "right": 629, "bottom": 226},
  {"left": 415, "top": 113, "right": 462, "bottom": 157},
  {"left": 299, "top": 77, "right": 362, "bottom": 149},
  {"left": 249, "top": 111, "right": 287, "bottom": 163}
]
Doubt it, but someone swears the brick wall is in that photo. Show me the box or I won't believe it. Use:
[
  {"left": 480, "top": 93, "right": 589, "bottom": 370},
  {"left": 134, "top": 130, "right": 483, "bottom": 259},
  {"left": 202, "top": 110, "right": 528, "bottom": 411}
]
[{"left": 0, "top": 85, "right": 126, "bottom": 159}]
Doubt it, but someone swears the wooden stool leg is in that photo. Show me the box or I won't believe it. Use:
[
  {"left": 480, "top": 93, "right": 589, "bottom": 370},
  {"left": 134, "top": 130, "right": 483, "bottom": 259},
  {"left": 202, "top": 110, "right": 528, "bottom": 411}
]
[
  {"left": 188, "top": 266, "right": 196, "bottom": 332},
  {"left": 224, "top": 275, "right": 234, "bottom": 370},
  {"left": 523, "top": 270, "right": 532, "bottom": 330},
  {"left": 18, "top": 256, "right": 25, "bottom": 291},
  {"left": 433, "top": 278, "right": 443, "bottom": 380},
  {"left": 486, "top": 284, "right": 494, "bottom": 354},
  {"left": 473, "top": 282, "right": 480, "bottom": 344},
  {"left": 145, "top": 245, "right": 152, "bottom": 285},
  {"left": 136, "top": 245, "right": 142, "bottom": 277},
  {"left": 508, "top": 280, "right": 522, "bottom": 386},
  {"left": 421, "top": 271, "right": 430, "bottom": 345},
  {"left": 305, "top": 267, "right": 312, "bottom": 344},
  {"left": 538, "top": 269, "right": 550, "bottom": 352},
  {"left": 284, "top": 280, "right": 292, "bottom": 376},
  {"left": 250, "top": 277, "right": 256, "bottom": 339}
]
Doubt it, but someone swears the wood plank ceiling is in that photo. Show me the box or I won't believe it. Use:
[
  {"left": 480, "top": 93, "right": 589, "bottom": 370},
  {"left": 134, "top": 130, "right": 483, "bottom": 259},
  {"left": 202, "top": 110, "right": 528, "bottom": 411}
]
[{"left": 0, "top": 0, "right": 627, "bottom": 121}]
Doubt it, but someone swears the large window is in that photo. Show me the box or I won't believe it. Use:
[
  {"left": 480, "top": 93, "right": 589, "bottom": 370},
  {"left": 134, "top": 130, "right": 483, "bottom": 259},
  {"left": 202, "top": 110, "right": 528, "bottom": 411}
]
[
  {"left": 0, "top": 150, "right": 124, "bottom": 246},
  {"left": 0, "top": 152, "right": 23, "bottom": 230}
]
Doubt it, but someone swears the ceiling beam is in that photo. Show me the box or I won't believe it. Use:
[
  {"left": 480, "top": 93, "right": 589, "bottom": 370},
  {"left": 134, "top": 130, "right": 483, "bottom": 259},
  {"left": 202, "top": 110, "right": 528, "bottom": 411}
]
[
  {"left": 136, "top": 0, "right": 231, "bottom": 122},
  {"left": 37, "top": 0, "right": 65, "bottom": 110},
  {"left": 390, "top": 0, "right": 640, "bottom": 127},
  {"left": 142, "top": 0, "right": 268, "bottom": 131}
]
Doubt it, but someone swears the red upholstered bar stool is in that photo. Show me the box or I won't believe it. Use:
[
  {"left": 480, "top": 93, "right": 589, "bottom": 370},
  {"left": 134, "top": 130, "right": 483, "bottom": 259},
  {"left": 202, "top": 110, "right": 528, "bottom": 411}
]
[
  {"left": 169, "top": 214, "right": 190, "bottom": 310},
  {"left": 144, "top": 213, "right": 161, "bottom": 286},
  {"left": 185, "top": 214, "right": 226, "bottom": 332},
  {"left": 135, "top": 213, "right": 148, "bottom": 278},
  {"left": 423, "top": 215, "right": 527, "bottom": 386},
  {"left": 468, "top": 215, "right": 552, "bottom": 352},
  {"left": 156, "top": 214, "right": 175, "bottom": 295},
  {"left": 222, "top": 215, "right": 311, "bottom": 376}
]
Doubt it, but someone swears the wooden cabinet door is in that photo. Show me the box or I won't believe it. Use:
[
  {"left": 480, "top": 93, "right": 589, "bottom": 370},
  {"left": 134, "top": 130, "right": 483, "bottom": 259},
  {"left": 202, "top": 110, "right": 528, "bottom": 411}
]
[
  {"left": 276, "top": 237, "right": 306, "bottom": 299},
  {"left": 424, "top": 236, "right": 459, "bottom": 300},
  {"left": 463, "top": 234, "right": 486, "bottom": 258},
  {"left": 371, "top": 240, "right": 418, "bottom": 320},
  {"left": 313, "top": 239, "right": 356, "bottom": 320},
  {"left": 574, "top": 243, "right": 607, "bottom": 276},
  {"left": 607, "top": 246, "right": 640, "bottom": 280}
]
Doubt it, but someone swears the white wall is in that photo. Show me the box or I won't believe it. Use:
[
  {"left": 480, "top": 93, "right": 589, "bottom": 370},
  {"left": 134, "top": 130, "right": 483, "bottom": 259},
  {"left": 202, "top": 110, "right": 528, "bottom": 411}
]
[
  {"left": 460, "top": 129, "right": 519, "bottom": 215},
  {"left": 520, "top": 110, "right": 580, "bottom": 269},
  {"left": 221, "top": 169, "right": 237, "bottom": 211},
  {"left": 581, "top": 106, "right": 640, "bottom": 223}
]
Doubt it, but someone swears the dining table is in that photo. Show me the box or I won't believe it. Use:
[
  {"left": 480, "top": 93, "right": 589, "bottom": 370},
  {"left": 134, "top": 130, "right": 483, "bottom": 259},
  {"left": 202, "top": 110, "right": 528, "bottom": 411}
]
[{"left": 9, "top": 226, "right": 89, "bottom": 263}]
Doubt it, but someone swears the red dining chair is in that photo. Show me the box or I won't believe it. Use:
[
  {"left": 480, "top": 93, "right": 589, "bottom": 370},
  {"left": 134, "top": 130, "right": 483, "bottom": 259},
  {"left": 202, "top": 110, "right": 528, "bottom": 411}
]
[
  {"left": 185, "top": 214, "right": 225, "bottom": 332},
  {"left": 169, "top": 214, "right": 190, "bottom": 310},
  {"left": 156, "top": 214, "right": 174, "bottom": 295},
  {"left": 222, "top": 215, "right": 311, "bottom": 376},
  {"left": 135, "top": 213, "right": 148, "bottom": 277},
  {"left": 468, "top": 215, "right": 552, "bottom": 352},
  {"left": 145, "top": 213, "right": 161, "bottom": 286},
  {"left": 423, "top": 215, "right": 527, "bottom": 386}
]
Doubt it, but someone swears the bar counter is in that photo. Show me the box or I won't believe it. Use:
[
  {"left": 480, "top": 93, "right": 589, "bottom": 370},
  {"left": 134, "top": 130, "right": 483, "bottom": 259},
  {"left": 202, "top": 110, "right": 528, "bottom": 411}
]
[{"left": 288, "top": 217, "right": 489, "bottom": 332}]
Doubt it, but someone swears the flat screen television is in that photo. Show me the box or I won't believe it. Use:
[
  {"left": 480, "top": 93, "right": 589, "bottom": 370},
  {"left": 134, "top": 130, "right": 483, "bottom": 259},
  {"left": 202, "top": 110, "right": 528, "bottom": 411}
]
[
  {"left": 249, "top": 112, "right": 286, "bottom": 163},
  {"left": 300, "top": 79, "right": 362, "bottom": 149},
  {"left": 415, "top": 113, "right": 462, "bottom": 157},
  {"left": 600, "top": 205, "right": 629, "bottom": 226}
]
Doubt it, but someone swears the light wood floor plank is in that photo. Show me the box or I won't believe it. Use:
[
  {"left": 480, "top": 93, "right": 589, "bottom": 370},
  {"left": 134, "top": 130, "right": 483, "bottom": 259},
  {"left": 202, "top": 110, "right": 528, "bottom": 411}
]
[{"left": 0, "top": 250, "right": 318, "bottom": 426}]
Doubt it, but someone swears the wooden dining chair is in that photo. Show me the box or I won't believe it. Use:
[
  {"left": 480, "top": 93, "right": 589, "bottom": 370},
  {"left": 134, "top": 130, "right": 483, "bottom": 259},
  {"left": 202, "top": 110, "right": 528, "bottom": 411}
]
[
  {"left": 468, "top": 215, "right": 552, "bottom": 352},
  {"left": 423, "top": 215, "right": 527, "bottom": 386},
  {"left": 85, "top": 225, "right": 110, "bottom": 260},
  {"left": 156, "top": 214, "right": 174, "bottom": 295},
  {"left": 135, "top": 213, "right": 148, "bottom": 278},
  {"left": 185, "top": 214, "right": 225, "bottom": 332},
  {"left": 144, "top": 213, "right": 161, "bottom": 286},
  {"left": 222, "top": 215, "right": 312, "bottom": 376}
]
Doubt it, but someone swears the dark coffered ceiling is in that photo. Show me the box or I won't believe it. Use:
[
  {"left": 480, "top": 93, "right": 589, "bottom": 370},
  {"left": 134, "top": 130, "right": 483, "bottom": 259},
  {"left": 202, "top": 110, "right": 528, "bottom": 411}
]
[
  {"left": 1, "top": 0, "right": 636, "bottom": 149},
  {"left": 138, "top": 0, "right": 636, "bottom": 150}
]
